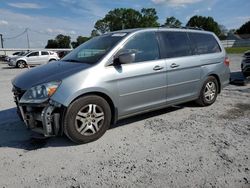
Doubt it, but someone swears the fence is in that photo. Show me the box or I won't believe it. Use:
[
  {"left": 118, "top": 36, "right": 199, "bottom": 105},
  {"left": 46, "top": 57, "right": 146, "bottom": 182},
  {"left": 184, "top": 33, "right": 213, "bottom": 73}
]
[
  {"left": 221, "top": 40, "right": 250, "bottom": 48},
  {"left": 0, "top": 48, "right": 72, "bottom": 56}
]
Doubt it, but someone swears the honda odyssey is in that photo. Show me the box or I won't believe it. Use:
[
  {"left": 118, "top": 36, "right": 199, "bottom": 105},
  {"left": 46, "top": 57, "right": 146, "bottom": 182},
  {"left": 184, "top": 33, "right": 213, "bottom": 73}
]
[{"left": 12, "top": 28, "right": 230, "bottom": 144}]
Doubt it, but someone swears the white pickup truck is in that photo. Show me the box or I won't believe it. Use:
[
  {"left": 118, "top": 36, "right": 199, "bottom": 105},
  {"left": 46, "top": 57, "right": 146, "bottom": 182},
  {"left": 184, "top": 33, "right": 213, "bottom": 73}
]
[{"left": 8, "top": 51, "right": 60, "bottom": 68}]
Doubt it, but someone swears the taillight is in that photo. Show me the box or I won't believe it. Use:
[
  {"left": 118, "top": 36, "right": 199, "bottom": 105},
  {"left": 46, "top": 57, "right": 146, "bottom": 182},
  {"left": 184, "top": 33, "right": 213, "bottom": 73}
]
[{"left": 224, "top": 57, "right": 230, "bottom": 66}]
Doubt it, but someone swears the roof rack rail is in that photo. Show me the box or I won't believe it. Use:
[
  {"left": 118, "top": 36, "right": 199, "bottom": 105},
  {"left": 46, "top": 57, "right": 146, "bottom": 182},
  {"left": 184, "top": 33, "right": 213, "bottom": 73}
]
[{"left": 159, "top": 25, "right": 204, "bottom": 31}]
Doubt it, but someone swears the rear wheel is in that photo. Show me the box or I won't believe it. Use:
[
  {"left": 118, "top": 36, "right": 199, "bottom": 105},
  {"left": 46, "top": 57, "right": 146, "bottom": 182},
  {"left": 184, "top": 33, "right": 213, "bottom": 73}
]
[
  {"left": 16, "top": 60, "right": 26, "bottom": 68},
  {"left": 196, "top": 76, "right": 218, "bottom": 106},
  {"left": 64, "top": 95, "right": 111, "bottom": 144}
]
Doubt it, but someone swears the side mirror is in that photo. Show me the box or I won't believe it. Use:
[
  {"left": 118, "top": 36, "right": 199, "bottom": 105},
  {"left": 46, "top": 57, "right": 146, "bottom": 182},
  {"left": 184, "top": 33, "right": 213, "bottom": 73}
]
[{"left": 115, "top": 52, "right": 135, "bottom": 65}]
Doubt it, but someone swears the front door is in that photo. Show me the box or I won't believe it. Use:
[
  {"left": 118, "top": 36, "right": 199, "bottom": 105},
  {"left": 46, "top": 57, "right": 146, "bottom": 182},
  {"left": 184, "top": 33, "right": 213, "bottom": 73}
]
[
  {"left": 26, "top": 51, "right": 40, "bottom": 65},
  {"left": 116, "top": 31, "right": 167, "bottom": 117}
]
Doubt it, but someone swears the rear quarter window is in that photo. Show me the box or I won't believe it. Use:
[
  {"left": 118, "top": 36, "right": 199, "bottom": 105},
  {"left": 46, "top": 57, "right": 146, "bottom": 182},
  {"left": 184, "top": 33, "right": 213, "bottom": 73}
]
[{"left": 188, "top": 32, "right": 221, "bottom": 55}]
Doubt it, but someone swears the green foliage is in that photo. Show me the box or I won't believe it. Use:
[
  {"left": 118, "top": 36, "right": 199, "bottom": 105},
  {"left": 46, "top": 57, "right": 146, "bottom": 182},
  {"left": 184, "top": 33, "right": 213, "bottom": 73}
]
[
  {"left": 225, "top": 47, "right": 250, "bottom": 54},
  {"left": 164, "top": 16, "right": 182, "bottom": 27},
  {"left": 94, "top": 8, "right": 159, "bottom": 34},
  {"left": 186, "top": 15, "right": 221, "bottom": 36},
  {"left": 45, "top": 34, "right": 71, "bottom": 48},
  {"left": 237, "top": 21, "right": 250, "bottom": 34},
  {"left": 71, "top": 36, "right": 90, "bottom": 48},
  {"left": 91, "top": 29, "right": 100, "bottom": 37},
  {"left": 140, "top": 8, "right": 159, "bottom": 27}
]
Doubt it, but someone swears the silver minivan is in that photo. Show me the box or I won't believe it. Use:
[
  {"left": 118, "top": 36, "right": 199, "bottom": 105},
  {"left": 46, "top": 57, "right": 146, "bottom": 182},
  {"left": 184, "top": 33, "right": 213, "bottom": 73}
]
[{"left": 12, "top": 28, "right": 230, "bottom": 143}]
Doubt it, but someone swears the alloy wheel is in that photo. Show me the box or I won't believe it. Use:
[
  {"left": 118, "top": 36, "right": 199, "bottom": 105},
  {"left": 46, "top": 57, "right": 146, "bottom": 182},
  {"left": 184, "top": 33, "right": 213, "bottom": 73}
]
[{"left": 75, "top": 104, "right": 104, "bottom": 136}]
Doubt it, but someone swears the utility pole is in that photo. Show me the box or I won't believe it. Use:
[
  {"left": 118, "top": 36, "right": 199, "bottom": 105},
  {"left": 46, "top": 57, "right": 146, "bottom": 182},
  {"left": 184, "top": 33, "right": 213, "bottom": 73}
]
[
  {"left": 0, "top": 34, "right": 5, "bottom": 55},
  {"left": 0, "top": 34, "right": 3, "bottom": 48},
  {"left": 26, "top": 28, "right": 30, "bottom": 49}
]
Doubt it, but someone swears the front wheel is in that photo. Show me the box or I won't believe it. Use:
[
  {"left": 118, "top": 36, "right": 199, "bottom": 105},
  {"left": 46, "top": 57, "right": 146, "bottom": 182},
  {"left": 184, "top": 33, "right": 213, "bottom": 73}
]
[
  {"left": 16, "top": 60, "right": 26, "bottom": 68},
  {"left": 64, "top": 95, "right": 111, "bottom": 144},
  {"left": 196, "top": 76, "right": 219, "bottom": 106}
]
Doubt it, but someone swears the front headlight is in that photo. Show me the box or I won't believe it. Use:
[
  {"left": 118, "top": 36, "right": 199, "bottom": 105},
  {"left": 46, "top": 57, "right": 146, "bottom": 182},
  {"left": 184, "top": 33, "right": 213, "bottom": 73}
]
[{"left": 20, "top": 81, "right": 61, "bottom": 104}]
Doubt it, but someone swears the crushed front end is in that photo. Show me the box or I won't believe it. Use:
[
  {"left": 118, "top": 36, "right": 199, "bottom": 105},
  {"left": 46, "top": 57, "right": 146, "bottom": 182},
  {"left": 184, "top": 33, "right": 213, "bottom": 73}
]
[{"left": 12, "top": 83, "right": 63, "bottom": 137}]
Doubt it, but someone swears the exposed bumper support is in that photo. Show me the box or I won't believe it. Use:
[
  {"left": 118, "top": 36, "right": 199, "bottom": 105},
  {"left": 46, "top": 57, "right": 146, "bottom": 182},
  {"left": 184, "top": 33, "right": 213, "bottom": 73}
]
[{"left": 17, "top": 103, "right": 61, "bottom": 137}]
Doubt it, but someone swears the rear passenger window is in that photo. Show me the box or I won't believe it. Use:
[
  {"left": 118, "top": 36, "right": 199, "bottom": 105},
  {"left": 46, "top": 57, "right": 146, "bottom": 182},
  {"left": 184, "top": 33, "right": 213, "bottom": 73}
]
[
  {"left": 119, "top": 32, "right": 159, "bottom": 63},
  {"left": 160, "top": 32, "right": 192, "bottom": 58},
  {"left": 189, "top": 33, "right": 221, "bottom": 55},
  {"left": 41, "top": 51, "right": 49, "bottom": 55}
]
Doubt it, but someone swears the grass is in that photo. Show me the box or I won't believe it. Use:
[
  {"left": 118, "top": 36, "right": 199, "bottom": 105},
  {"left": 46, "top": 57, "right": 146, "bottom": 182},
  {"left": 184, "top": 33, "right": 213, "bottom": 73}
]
[{"left": 225, "top": 47, "right": 250, "bottom": 54}]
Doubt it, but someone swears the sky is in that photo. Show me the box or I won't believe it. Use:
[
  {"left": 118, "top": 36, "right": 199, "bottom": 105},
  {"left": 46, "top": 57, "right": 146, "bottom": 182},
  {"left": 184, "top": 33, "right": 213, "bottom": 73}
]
[{"left": 0, "top": 0, "right": 249, "bottom": 48}]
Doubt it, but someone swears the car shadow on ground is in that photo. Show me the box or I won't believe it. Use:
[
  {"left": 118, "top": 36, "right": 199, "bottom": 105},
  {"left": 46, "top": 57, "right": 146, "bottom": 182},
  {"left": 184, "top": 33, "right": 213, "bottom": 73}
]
[
  {"left": 0, "top": 107, "right": 74, "bottom": 150},
  {"left": 230, "top": 71, "right": 249, "bottom": 86},
  {"left": 0, "top": 103, "right": 197, "bottom": 150}
]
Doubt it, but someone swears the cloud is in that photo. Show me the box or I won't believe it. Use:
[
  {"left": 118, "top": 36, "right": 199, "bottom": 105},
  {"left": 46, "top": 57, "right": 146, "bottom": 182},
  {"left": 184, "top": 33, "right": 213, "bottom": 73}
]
[
  {"left": 59, "top": 0, "right": 107, "bottom": 18},
  {"left": 0, "top": 9, "right": 93, "bottom": 48},
  {"left": 8, "top": 3, "right": 43, "bottom": 9},
  {"left": 46, "top": 28, "right": 66, "bottom": 34},
  {"left": 151, "top": 0, "right": 203, "bottom": 7},
  {"left": 0, "top": 20, "right": 8, "bottom": 26}
]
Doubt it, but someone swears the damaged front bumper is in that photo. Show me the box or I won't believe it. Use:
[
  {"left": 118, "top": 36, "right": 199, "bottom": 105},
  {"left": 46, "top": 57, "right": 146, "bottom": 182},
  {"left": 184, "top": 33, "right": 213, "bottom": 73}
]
[{"left": 12, "top": 87, "right": 63, "bottom": 137}]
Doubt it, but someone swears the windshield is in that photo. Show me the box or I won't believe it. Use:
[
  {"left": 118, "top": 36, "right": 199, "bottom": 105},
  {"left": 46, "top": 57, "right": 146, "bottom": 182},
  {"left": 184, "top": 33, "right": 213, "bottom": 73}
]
[
  {"left": 18, "top": 51, "right": 27, "bottom": 56},
  {"left": 62, "top": 33, "right": 127, "bottom": 64}
]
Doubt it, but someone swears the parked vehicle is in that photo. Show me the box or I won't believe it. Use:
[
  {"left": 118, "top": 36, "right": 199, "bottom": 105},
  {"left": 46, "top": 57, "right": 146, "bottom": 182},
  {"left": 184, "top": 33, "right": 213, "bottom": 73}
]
[
  {"left": 8, "top": 51, "right": 59, "bottom": 68},
  {"left": 5, "top": 51, "right": 26, "bottom": 62},
  {"left": 12, "top": 28, "right": 230, "bottom": 144},
  {"left": 241, "top": 50, "right": 250, "bottom": 77}
]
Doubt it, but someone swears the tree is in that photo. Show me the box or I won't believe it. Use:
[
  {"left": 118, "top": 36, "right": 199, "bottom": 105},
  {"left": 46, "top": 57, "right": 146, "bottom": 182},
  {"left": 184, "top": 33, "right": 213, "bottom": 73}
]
[
  {"left": 140, "top": 8, "right": 159, "bottom": 27},
  {"left": 237, "top": 21, "right": 250, "bottom": 34},
  {"left": 45, "top": 34, "right": 71, "bottom": 48},
  {"left": 93, "top": 8, "right": 159, "bottom": 34},
  {"left": 164, "top": 16, "right": 182, "bottom": 27},
  {"left": 71, "top": 36, "right": 89, "bottom": 48},
  {"left": 45, "top": 39, "right": 58, "bottom": 48},
  {"left": 91, "top": 29, "right": 99, "bottom": 37},
  {"left": 186, "top": 15, "right": 221, "bottom": 36}
]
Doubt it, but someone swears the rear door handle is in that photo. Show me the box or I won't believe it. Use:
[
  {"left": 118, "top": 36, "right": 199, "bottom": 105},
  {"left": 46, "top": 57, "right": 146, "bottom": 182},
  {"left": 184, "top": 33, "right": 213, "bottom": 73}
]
[
  {"left": 153, "top": 65, "right": 164, "bottom": 71},
  {"left": 170, "top": 63, "right": 180, "bottom": 68}
]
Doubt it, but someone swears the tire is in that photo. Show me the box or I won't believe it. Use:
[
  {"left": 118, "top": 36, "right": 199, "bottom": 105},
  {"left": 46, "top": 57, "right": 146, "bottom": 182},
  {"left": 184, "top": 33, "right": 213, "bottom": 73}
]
[
  {"left": 196, "top": 76, "right": 219, "bottom": 106},
  {"left": 64, "top": 95, "right": 111, "bottom": 144},
  {"left": 16, "top": 60, "right": 26, "bottom": 68},
  {"left": 48, "top": 59, "right": 56, "bottom": 62}
]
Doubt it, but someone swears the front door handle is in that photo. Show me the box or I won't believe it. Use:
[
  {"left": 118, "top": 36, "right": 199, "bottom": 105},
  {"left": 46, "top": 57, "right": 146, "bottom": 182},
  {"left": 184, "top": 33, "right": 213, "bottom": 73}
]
[
  {"left": 153, "top": 65, "right": 164, "bottom": 71},
  {"left": 170, "top": 63, "right": 180, "bottom": 68}
]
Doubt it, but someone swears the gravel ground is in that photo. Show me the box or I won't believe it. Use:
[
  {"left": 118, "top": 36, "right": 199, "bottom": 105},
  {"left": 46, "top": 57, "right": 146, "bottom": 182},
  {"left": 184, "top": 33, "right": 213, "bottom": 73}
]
[{"left": 0, "top": 54, "right": 249, "bottom": 188}]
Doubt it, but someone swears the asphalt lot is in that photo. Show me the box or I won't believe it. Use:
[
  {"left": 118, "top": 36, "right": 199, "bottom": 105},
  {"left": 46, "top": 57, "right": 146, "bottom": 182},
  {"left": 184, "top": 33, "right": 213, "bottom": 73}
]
[{"left": 0, "top": 55, "right": 249, "bottom": 187}]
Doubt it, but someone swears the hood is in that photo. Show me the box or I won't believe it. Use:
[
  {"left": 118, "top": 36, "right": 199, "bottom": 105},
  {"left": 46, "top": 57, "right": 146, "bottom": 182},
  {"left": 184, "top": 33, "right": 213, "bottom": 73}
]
[{"left": 12, "top": 60, "right": 91, "bottom": 90}]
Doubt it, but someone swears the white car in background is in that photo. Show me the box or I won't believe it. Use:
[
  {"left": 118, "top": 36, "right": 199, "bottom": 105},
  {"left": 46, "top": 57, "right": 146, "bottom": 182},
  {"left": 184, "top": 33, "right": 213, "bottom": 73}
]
[
  {"left": 8, "top": 51, "right": 59, "bottom": 68},
  {"left": 5, "top": 51, "right": 27, "bottom": 62}
]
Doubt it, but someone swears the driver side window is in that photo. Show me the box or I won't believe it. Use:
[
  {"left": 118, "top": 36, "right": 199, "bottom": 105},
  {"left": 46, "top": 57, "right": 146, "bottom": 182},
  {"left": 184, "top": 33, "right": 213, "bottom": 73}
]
[
  {"left": 119, "top": 32, "right": 160, "bottom": 63},
  {"left": 28, "top": 52, "right": 39, "bottom": 57}
]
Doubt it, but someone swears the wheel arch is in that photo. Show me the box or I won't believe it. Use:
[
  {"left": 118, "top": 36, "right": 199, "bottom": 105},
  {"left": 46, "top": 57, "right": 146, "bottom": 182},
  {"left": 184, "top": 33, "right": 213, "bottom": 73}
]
[
  {"left": 16, "top": 59, "right": 27, "bottom": 66},
  {"left": 67, "top": 91, "right": 117, "bottom": 125}
]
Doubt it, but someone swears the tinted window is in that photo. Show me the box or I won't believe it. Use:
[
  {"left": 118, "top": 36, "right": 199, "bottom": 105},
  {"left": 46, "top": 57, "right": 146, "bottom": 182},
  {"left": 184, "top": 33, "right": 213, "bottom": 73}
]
[
  {"left": 160, "top": 31, "right": 192, "bottom": 58},
  {"left": 27, "top": 52, "right": 39, "bottom": 57},
  {"left": 41, "top": 51, "right": 49, "bottom": 55},
  {"left": 119, "top": 32, "right": 159, "bottom": 63},
  {"left": 189, "top": 33, "right": 221, "bottom": 55}
]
